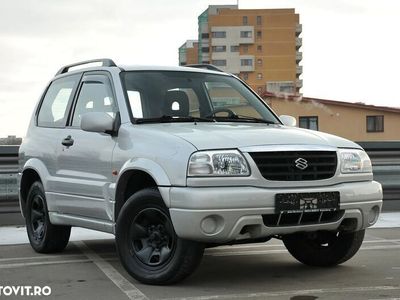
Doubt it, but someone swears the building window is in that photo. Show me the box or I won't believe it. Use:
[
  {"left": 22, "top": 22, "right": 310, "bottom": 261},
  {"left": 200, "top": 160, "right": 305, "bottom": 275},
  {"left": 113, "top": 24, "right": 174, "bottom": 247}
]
[
  {"left": 257, "top": 73, "right": 263, "bottom": 80},
  {"left": 201, "top": 33, "right": 209, "bottom": 39},
  {"left": 201, "top": 47, "right": 209, "bottom": 53},
  {"left": 202, "top": 61, "right": 210, "bottom": 64},
  {"left": 212, "top": 46, "right": 226, "bottom": 52},
  {"left": 257, "top": 16, "right": 262, "bottom": 25},
  {"left": 257, "top": 45, "right": 262, "bottom": 52},
  {"left": 257, "top": 58, "right": 262, "bottom": 65},
  {"left": 367, "top": 115, "right": 384, "bottom": 132},
  {"left": 242, "top": 45, "right": 248, "bottom": 53},
  {"left": 243, "top": 16, "right": 248, "bottom": 25},
  {"left": 299, "top": 116, "right": 319, "bottom": 131},
  {"left": 240, "top": 31, "right": 252, "bottom": 38},
  {"left": 242, "top": 73, "right": 249, "bottom": 80},
  {"left": 257, "top": 31, "right": 262, "bottom": 39},
  {"left": 212, "top": 59, "right": 227, "bottom": 66},
  {"left": 267, "top": 81, "right": 295, "bottom": 94},
  {"left": 241, "top": 59, "right": 253, "bottom": 66},
  {"left": 212, "top": 31, "right": 226, "bottom": 38},
  {"left": 230, "top": 45, "right": 239, "bottom": 52}
]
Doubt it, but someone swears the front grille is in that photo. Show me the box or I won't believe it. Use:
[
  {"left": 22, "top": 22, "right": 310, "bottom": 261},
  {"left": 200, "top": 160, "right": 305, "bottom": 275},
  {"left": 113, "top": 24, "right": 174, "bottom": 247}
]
[
  {"left": 249, "top": 151, "right": 337, "bottom": 181},
  {"left": 263, "top": 210, "right": 344, "bottom": 227}
]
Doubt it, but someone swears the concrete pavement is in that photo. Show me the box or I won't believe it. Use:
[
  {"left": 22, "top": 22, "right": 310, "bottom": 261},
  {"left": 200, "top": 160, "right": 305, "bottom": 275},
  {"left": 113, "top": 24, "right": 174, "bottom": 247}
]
[{"left": 0, "top": 215, "right": 399, "bottom": 299}]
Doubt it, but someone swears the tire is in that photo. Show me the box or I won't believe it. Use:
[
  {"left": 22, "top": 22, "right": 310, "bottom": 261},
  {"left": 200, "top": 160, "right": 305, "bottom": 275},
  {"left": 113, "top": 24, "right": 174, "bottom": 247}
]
[
  {"left": 116, "top": 188, "right": 204, "bottom": 285},
  {"left": 283, "top": 229, "right": 365, "bottom": 267},
  {"left": 25, "top": 182, "right": 71, "bottom": 253}
]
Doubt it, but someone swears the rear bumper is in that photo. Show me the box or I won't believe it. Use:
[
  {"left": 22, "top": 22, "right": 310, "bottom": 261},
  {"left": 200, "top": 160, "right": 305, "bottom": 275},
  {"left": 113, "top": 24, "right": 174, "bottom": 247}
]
[{"left": 167, "top": 181, "right": 383, "bottom": 243}]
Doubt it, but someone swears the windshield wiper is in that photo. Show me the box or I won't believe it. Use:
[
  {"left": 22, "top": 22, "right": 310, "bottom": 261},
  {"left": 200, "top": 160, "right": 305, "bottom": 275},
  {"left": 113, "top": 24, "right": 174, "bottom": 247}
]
[
  {"left": 213, "top": 115, "right": 278, "bottom": 124},
  {"left": 135, "top": 115, "right": 215, "bottom": 124}
]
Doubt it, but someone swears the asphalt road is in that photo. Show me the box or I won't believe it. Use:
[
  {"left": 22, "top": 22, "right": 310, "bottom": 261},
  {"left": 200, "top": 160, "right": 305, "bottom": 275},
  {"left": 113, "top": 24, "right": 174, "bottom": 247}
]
[{"left": 0, "top": 228, "right": 399, "bottom": 300}]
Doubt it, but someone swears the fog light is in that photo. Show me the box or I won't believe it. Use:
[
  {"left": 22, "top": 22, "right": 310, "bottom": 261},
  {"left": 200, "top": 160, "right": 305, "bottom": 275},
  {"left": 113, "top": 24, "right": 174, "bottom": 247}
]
[
  {"left": 200, "top": 215, "right": 224, "bottom": 235},
  {"left": 368, "top": 206, "right": 380, "bottom": 225}
]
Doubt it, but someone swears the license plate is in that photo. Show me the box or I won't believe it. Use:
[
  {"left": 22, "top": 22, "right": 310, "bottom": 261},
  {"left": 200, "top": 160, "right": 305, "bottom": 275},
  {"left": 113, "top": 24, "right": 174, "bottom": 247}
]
[{"left": 275, "top": 192, "right": 340, "bottom": 214}]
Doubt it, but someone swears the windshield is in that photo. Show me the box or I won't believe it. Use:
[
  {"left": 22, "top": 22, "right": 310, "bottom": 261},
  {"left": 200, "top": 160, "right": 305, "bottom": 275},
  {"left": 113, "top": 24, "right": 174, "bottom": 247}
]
[{"left": 121, "top": 71, "right": 280, "bottom": 124}]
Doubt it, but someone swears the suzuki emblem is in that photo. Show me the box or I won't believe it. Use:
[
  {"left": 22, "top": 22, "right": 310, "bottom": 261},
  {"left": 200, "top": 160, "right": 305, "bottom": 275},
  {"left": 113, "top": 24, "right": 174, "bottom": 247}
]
[{"left": 295, "top": 157, "right": 308, "bottom": 170}]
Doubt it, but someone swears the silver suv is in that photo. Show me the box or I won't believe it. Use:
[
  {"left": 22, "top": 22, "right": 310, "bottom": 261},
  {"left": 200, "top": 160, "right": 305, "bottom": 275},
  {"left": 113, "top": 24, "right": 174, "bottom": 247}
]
[{"left": 19, "top": 59, "right": 382, "bottom": 285}]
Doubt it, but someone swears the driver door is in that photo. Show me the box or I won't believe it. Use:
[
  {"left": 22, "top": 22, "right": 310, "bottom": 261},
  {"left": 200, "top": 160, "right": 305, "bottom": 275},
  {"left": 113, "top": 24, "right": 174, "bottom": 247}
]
[{"left": 54, "top": 72, "right": 118, "bottom": 221}]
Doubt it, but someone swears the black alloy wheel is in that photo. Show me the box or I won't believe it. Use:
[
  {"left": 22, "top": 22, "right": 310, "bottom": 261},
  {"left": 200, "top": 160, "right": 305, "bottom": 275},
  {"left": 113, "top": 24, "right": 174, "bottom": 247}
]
[
  {"left": 26, "top": 181, "right": 71, "bottom": 253},
  {"left": 129, "top": 208, "right": 176, "bottom": 267},
  {"left": 30, "top": 194, "right": 47, "bottom": 244},
  {"left": 116, "top": 188, "right": 204, "bottom": 285}
]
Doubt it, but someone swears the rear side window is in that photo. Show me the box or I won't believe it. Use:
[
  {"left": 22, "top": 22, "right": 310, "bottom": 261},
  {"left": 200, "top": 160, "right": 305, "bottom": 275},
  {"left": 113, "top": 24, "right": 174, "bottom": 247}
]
[{"left": 37, "top": 75, "right": 79, "bottom": 127}]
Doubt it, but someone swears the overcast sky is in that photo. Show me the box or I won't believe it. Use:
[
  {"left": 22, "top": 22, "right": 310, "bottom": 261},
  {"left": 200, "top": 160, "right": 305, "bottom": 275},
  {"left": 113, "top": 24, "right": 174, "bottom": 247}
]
[{"left": 0, "top": 0, "right": 399, "bottom": 137}]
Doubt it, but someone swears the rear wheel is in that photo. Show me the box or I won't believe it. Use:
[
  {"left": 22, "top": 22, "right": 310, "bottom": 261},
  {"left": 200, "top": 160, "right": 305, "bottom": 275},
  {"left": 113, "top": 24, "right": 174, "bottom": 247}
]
[
  {"left": 283, "top": 230, "right": 365, "bottom": 267},
  {"left": 26, "top": 182, "right": 71, "bottom": 253},
  {"left": 116, "top": 188, "right": 204, "bottom": 285}
]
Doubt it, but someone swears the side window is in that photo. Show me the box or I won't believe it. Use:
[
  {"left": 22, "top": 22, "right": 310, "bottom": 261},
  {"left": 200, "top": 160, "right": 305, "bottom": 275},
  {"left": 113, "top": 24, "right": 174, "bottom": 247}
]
[
  {"left": 37, "top": 75, "right": 79, "bottom": 127},
  {"left": 72, "top": 77, "right": 117, "bottom": 127}
]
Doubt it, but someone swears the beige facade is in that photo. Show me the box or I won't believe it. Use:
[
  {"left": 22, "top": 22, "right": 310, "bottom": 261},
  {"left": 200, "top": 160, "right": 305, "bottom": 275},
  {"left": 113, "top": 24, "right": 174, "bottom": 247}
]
[
  {"left": 178, "top": 40, "right": 199, "bottom": 66},
  {"left": 179, "top": 5, "right": 302, "bottom": 95},
  {"left": 265, "top": 96, "right": 400, "bottom": 141}
]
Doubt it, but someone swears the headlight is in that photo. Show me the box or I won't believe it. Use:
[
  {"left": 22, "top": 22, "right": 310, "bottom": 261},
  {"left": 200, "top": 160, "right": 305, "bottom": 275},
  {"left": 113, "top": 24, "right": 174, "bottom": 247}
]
[
  {"left": 188, "top": 150, "right": 250, "bottom": 177},
  {"left": 339, "top": 149, "right": 372, "bottom": 174}
]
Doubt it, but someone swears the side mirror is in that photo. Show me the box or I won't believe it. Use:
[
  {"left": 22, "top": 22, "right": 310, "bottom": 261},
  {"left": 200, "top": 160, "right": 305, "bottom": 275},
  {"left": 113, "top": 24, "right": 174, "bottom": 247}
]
[
  {"left": 279, "top": 115, "right": 297, "bottom": 127},
  {"left": 81, "top": 112, "right": 115, "bottom": 133}
]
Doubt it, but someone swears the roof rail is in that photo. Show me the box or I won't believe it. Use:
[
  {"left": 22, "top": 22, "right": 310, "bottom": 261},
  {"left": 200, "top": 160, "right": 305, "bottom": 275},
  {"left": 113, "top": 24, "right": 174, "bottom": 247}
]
[
  {"left": 185, "top": 64, "right": 224, "bottom": 72},
  {"left": 55, "top": 58, "right": 117, "bottom": 75}
]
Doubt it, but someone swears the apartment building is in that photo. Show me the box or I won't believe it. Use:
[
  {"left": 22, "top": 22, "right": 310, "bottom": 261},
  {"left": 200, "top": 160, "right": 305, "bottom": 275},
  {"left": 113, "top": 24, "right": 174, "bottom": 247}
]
[
  {"left": 178, "top": 40, "right": 199, "bottom": 66},
  {"left": 179, "top": 5, "right": 302, "bottom": 95}
]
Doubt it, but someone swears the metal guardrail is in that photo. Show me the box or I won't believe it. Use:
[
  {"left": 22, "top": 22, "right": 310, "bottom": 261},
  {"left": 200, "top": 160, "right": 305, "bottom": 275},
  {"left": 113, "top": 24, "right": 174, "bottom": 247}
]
[
  {"left": 0, "top": 143, "right": 399, "bottom": 214},
  {"left": 0, "top": 146, "right": 19, "bottom": 213},
  {"left": 357, "top": 142, "right": 400, "bottom": 200}
]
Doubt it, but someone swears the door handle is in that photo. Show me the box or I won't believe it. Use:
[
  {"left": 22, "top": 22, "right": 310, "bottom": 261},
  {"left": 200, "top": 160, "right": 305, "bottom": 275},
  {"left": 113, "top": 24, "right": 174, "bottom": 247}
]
[{"left": 62, "top": 135, "right": 74, "bottom": 147}]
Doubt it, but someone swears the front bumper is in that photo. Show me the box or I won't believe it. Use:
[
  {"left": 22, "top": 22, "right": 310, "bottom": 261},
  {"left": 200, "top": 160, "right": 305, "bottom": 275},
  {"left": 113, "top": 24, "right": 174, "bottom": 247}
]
[{"left": 166, "top": 181, "right": 383, "bottom": 243}]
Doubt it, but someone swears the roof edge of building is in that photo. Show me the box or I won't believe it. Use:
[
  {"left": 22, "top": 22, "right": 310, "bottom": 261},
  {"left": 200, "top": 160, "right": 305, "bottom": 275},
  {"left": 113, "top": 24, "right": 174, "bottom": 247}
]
[{"left": 261, "top": 92, "right": 400, "bottom": 113}]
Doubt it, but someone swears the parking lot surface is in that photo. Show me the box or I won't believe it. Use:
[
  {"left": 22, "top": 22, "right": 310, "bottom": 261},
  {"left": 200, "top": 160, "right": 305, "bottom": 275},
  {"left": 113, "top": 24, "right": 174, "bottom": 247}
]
[{"left": 0, "top": 223, "right": 399, "bottom": 300}]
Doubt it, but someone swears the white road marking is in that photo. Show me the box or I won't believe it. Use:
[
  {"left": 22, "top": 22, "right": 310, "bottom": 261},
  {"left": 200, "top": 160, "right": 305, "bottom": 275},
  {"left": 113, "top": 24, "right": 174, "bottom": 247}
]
[
  {"left": 361, "top": 245, "right": 400, "bottom": 250},
  {"left": 165, "top": 286, "right": 400, "bottom": 300},
  {"left": 211, "top": 243, "right": 284, "bottom": 250},
  {"left": 369, "top": 298, "right": 400, "bottom": 300},
  {"left": 207, "top": 244, "right": 400, "bottom": 257},
  {"left": 373, "top": 212, "right": 400, "bottom": 228},
  {"left": 0, "top": 254, "right": 86, "bottom": 263},
  {"left": 363, "top": 238, "right": 400, "bottom": 244},
  {"left": 207, "top": 249, "right": 288, "bottom": 257},
  {"left": 0, "top": 226, "right": 113, "bottom": 245},
  {"left": 0, "top": 252, "right": 116, "bottom": 263},
  {"left": 74, "top": 241, "right": 148, "bottom": 300},
  {"left": 205, "top": 238, "right": 400, "bottom": 254},
  {"left": 0, "top": 258, "right": 91, "bottom": 269}
]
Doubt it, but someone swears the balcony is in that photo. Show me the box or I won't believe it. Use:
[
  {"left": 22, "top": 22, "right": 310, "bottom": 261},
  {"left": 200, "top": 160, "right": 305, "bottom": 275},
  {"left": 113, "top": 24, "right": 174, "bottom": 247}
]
[
  {"left": 296, "top": 79, "right": 303, "bottom": 88},
  {"left": 296, "top": 38, "right": 302, "bottom": 48},
  {"left": 296, "top": 65, "right": 303, "bottom": 75},
  {"left": 296, "top": 24, "right": 302, "bottom": 36},
  {"left": 296, "top": 51, "right": 303, "bottom": 62}
]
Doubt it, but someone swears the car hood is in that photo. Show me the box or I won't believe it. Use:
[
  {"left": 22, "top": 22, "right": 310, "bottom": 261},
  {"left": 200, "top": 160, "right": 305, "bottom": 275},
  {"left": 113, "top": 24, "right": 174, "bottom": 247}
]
[{"left": 140, "top": 123, "right": 361, "bottom": 151}]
